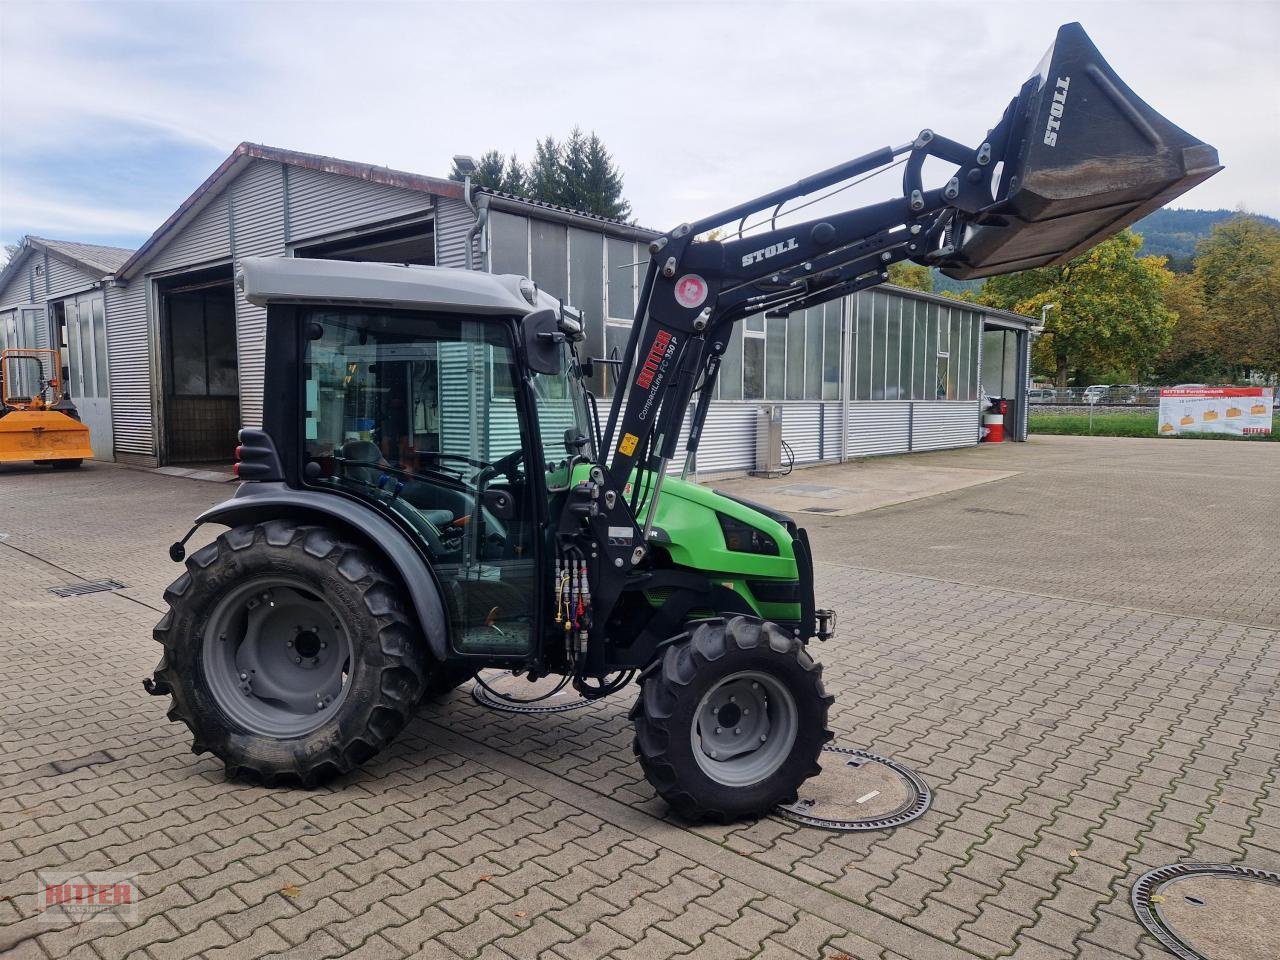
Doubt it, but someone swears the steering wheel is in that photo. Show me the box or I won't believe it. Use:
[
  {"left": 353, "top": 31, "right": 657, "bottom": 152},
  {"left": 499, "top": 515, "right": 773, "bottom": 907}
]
[{"left": 477, "top": 449, "right": 524, "bottom": 486}]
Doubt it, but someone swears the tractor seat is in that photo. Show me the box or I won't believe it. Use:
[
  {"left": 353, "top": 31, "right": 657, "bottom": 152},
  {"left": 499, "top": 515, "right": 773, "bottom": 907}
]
[{"left": 339, "top": 440, "right": 455, "bottom": 529}]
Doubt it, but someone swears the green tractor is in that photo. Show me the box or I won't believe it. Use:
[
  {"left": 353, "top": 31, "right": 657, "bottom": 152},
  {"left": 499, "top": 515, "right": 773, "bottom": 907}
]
[{"left": 146, "top": 23, "right": 1218, "bottom": 820}]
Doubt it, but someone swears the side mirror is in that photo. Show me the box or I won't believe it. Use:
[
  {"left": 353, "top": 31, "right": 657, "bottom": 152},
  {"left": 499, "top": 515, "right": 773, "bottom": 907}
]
[{"left": 522, "top": 308, "right": 564, "bottom": 375}]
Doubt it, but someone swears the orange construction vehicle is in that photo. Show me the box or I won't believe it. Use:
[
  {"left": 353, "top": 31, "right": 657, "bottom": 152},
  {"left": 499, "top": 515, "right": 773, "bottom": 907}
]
[{"left": 0, "top": 348, "right": 93, "bottom": 469}]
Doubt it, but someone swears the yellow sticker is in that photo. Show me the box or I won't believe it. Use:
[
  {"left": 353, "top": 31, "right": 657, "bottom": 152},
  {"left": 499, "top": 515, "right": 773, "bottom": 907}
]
[{"left": 619, "top": 433, "right": 639, "bottom": 455}]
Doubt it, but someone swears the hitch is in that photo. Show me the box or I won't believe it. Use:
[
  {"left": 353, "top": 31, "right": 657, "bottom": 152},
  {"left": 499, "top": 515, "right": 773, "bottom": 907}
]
[{"left": 815, "top": 609, "right": 837, "bottom": 642}]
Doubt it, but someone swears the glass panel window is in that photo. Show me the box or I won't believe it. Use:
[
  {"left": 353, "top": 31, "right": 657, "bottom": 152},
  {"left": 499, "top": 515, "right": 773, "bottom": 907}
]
[
  {"left": 303, "top": 309, "right": 551, "bottom": 656},
  {"left": 804, "top": 307, "right": 823, "bottom": 400},
  {"left": 765, "top": 315, "right": 785, "bottom": 400},
  {"left": 870, "top": 292, "right": 888, "bottom": 400},
  {"left": 568, "top": 229, "right": 605, "bottom": 393},
  {"left": 529, "top": 220, "right": 568, "bottom": 302},
  {"left": 884, "top": 295, "right": 901, "bottom": 400},
  {"left": 77, "top": 298, "right": 95, "bottom": 397},
  {"left": 91, "top": 297, "right": 109, "bottom": 398},
  {"left": 822, "top": 302, "right": 842, "bottom": 400},
  {"left": 743, "top": 334, "right": 765, "bottom": 399},
  {"left": 854, "top": 292, "right": 873, "bottom": 400},
  {"left": 719, "top": 322, "right": 743, "bottom": 400},
  {"left": 488, "top": 211, "right": 529, "bottom": 276},
  {"left": 913, "top": 303, "right": 928, "bottom": 400},
  {"left": 65, "top": 301, "right": 84, "bottom": 397},
  {"left": 604, "top": 323, "right": 629, "bottom": 395},
  {"left": 785, "top": 312, "right": 805, "bottom": 400},
  {"left": 607, "top": 238, "right": 635, "bottom": 320}
]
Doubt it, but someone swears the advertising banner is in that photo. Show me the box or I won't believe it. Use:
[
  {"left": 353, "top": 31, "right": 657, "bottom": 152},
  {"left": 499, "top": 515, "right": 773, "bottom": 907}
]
[{"left": 1158, "top": 387, "right": 1274, "bottom": 436}]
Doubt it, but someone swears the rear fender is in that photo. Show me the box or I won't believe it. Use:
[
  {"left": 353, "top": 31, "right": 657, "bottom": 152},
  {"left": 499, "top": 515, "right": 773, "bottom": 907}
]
[{"left": 194, "top": 482, "right": 450, "bottom": 661}]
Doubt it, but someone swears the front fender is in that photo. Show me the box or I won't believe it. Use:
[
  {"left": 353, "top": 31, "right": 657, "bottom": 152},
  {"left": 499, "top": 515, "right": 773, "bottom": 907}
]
[{"left": 195, "top": 483, "right": 450, "bottom": 661}]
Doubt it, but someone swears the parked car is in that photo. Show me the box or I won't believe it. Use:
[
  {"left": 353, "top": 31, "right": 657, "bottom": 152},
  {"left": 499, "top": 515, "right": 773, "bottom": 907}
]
[
  {"left": 1083, "top": 384, "right": 1111, "bottom": 403},
  {"left": 1107, "top": 384, "right": 1140, "bottom": 404},
  {"left": 1028, "top": 388, "right": 1056, "bottom": 403}
]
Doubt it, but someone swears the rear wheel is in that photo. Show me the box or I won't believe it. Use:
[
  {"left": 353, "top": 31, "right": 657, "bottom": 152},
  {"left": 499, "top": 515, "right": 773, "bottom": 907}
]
[
  {"left": 151, "top": 520, "right": 428, "bottom": 786},
  {"left": 630, "top": 616, "right": 833, "bottom": 821}
]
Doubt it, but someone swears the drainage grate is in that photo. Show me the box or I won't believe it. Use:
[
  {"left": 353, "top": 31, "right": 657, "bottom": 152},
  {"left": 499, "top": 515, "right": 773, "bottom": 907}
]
[
  {"left": 775, "top": 746, "right": 932, "bottom": 831},
  {"left": 49, "top": 579, "right": 126, "bottom": 598},
  {"left": 801, "top": 506, "right": 839, "bottom": 513},
  {"left": 471, "top": 670, "right": 590, "bottom": 715},
  {"left": 1131, "top": 862, "right": 1280, "bottom": 960}
]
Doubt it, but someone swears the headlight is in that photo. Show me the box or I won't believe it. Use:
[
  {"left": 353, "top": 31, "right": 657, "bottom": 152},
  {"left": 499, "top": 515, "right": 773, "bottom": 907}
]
[{"left": 717, "top": 513, "right": 779, "bottom": 555}]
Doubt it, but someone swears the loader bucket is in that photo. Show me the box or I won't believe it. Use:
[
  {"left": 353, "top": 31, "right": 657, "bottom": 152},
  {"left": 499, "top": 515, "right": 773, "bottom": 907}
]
[{"left": 940, "top": 22, "right": 1221, "bottom": 280}]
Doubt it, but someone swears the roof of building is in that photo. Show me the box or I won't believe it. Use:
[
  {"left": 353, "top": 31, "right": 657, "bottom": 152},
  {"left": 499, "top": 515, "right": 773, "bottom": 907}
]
[
  {"left": 0, "top": 235, "right": 136, "bottom": 302},
  {"left": 116, "top": 142, "right": 466, "bottom": 280},
  {"left": 116, "top": 142, "right": 660, "bottom": 281},
  {"left": 878, "top": 282, "right": 1038, "bottom": 329},
  {"left": 477, "top": 188, "right": 659, "bottom": 239}
]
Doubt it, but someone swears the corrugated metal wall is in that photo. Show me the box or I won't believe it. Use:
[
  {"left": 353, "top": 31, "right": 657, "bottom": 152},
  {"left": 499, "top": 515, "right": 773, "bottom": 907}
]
[
  {"left": 44, "top": 256, "right": 100, "bottom": 300},
  {"left": 230, "top": 160, "right": 286, "bottom": 428},
  {"left": 105, "top": 281, "right": 152, "bottom": 458},
  {"left": 0, "top": 257, "right": 39, "bottom": 310},
  {"left": 435, "top": 196, "right": 477, "bottom": 269},
  {"left": 846, "top": 401, "right": 912, "bottom": 457},
  {"left": 911, "top": 401, "right": 980, "bottom": 450},
  {"left": 287, "top": 166, "right": 431, "bottom": 242},
  {"left": 147, "top": 197, "right": 231, "bottom": 275}
]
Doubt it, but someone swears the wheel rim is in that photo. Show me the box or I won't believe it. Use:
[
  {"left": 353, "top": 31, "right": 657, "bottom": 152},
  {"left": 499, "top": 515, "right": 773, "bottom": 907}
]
[
  {"left": 201, "top": 575, "right": 354, "bottom": 738},
  {"left": 690, "top": 670, "right": 798, "bottom": 787}
]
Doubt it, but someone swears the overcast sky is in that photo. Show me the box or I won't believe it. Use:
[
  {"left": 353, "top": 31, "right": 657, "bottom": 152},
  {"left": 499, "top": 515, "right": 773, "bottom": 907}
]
[{"left": 2, "top": 0, "right": 1277, "bottom": 253}]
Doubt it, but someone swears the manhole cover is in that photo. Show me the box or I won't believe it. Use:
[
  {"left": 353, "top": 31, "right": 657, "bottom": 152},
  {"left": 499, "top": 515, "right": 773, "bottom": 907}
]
[
  {"left": 1132, "top": 863, "right": 1280, "bottom": 960},
  {"left": 775, "top": 746, "right": 931, "bottom": 831},
  {"left": 471, "top": 670, "right": 589, "bottom": 714}
]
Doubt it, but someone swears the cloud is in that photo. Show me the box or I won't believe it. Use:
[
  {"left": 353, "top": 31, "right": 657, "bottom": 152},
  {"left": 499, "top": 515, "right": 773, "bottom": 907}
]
[{"left": 2, "top": 0, "right": 1277, "bottom": 249}]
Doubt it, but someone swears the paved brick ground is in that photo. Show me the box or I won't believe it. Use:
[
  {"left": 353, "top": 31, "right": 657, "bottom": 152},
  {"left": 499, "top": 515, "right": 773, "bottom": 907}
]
[{"left": 1, "top": 438, "right": 1277, "bottom": 960}]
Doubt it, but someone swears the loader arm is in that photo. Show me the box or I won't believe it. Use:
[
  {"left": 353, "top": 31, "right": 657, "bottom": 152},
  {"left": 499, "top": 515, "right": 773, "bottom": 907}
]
[{"left": 559, "top": 20, "right": 1219, "bottom": 680}]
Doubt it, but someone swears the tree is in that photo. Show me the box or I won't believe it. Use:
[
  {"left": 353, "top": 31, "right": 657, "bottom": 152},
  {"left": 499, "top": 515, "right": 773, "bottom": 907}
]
[
  {"left": 979, "top": 230, "right": 1176, "bottom": 390},
  {"left": 527, "top": 136, "right": 566, "bottom": 207},
  {"left": 0, "top": 243, "right": 18, "bottom": 270},
  {"left": 449, "top": 150, "right": 525, "bottom": 195},
  {"left": 451, "top": 130, "right": 632, "bottom": 220},
  {"left": 1190, "top": 215, "right": 1280, "bottom": 381},
  {"left": 577, "top": 132, "right": 631, "bottom": 221},
  {"left": 887, "top": 262, "right": 932, "bottom": 293}
]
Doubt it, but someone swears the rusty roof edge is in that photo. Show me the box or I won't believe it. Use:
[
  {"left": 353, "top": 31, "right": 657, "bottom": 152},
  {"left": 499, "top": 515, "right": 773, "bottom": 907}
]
[{"left": 115, "top": 142, "right": 467, "bottom": 281}]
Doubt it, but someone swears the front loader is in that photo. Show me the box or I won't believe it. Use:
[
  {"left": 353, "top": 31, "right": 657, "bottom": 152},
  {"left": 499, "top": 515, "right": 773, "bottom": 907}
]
[{"left": 146, "top": 23, "right": 1219, "bottom": 819}]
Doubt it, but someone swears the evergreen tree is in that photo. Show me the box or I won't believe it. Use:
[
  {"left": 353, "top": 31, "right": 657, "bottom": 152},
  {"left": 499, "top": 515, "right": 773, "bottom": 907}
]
[
  {"left": 499, "top": 154, "right": 527, "bottom": 196},
  {"left": 527, "top": 136, "right": 566, "bottom": 206},
  {"left": 578, "top": 132, "right": 631, "bottom": 221},
  {"left": 451, "top": 130, "right": 632, "bottom": 219}
]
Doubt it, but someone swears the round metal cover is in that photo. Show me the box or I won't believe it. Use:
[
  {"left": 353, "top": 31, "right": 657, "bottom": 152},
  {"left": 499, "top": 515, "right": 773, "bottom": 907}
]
[
  {"left": 471, "top": 670, "right": 588, "bottom": 714},
  {"left": 1131, "top": 862, "right": 1280, "bottom": 960},
  {"left": 774, "top": 746, "right": 931, "bottom": 831}
]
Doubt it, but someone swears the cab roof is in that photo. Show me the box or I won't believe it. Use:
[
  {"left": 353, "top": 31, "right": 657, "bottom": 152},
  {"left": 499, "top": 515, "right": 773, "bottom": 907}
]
[{"left": 238, "top": 256, "right": 564, "bottom": 317}]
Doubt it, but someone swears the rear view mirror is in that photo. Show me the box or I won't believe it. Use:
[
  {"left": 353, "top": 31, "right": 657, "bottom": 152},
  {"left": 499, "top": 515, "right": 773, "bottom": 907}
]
[
  {"left": 940, "top": 22, "right": 1221, "bottom": 279},
  {"left": 522, "top": 309, "right": 565, "bottom": 375}
]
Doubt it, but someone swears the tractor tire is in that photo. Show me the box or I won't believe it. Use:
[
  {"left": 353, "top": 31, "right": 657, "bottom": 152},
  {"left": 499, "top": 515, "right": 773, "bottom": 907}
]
[
  {"left": 151, "top": 520, "right": 428, "bottom": 786},
  {"left": 630, "top": 616, "right": 834, "bottom": 822},
  {"left": 51, "top": 459, "right": 83, "bottom": 470}
]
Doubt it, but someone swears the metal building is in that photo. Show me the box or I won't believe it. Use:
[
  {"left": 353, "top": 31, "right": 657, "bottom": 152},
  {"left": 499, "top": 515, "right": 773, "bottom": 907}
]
[
  {"left": 6, "top": 142, "right": 1033, "bottom": 471},
  {"left": 0, "top": 237, "right": 134, "bottom": 460}
]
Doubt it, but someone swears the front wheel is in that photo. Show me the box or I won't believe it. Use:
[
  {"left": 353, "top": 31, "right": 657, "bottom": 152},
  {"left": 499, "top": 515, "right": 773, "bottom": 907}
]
[
  {"left": 151, "top": 520, "right": 428, "bottom": 786},
  {"left": 630, "top": 617, "right": 834, "bottom": 821}
]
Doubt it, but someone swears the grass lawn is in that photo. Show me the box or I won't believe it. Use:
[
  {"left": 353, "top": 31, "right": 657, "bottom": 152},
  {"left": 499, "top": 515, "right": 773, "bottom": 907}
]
[{"left": 1030, "top": 408, "right": 1280, "bottom": 441}]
